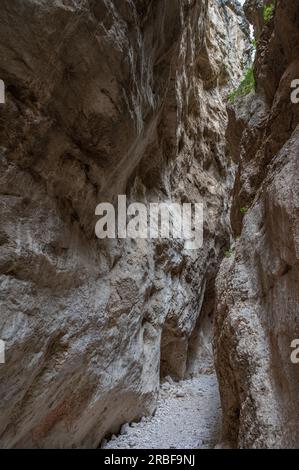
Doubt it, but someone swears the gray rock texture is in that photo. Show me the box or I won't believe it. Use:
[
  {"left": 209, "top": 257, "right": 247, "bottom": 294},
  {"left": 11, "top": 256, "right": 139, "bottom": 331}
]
[
  {"left": 0, "top": 0, "right": 248, "bottom": 448},
  {"left": 214, "top": 0, "right": 299, "bottom": 449}
]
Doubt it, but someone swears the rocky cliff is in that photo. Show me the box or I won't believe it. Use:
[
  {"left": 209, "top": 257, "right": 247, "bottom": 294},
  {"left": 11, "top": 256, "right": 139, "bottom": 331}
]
[
  {"left": 214, "top": 0, "right": 299, "bottom": 449},
  {"left": 0, "top": 0, "right": 248, "bottom": 448}
]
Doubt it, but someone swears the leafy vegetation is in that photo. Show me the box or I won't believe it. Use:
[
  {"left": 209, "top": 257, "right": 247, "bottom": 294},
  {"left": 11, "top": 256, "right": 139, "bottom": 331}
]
[
  {"left": 224, "top": 248, "right": 234, "bottom": 258},
  {"left": 263, "top": 3, "right": 275, "bottom": 23},
  {"left": 240, "top": 206, "right": 248, "bottom": 215},
  {"left": 228, "top": 67, "right": 255, "bottom": 103}
]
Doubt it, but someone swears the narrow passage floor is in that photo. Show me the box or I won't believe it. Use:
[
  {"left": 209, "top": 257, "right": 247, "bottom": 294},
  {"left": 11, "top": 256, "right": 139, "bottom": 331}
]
[{"left": 103, "top": 372, "right": 221, "bottom": 449}]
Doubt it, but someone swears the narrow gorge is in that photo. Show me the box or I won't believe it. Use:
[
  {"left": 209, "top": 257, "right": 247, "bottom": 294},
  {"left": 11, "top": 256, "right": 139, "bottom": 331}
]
[{"left": 0, "top": 0, "right": 298, "bottom": 450}]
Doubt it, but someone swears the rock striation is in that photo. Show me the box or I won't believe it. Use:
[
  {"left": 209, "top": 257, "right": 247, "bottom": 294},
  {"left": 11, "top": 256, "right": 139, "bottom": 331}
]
[
  {"left": 0, "top": 0, "right": 248, "bottom": 448},
  {"left": 214, "top": 0, "right": 299, "bottom": 449}
]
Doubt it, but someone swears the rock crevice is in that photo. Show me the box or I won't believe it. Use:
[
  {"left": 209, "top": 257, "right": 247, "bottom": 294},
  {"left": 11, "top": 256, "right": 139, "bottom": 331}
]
[
  {"left": 0, "top": 0, "right": 248, "bottom": 448},
  {"left": 214, "top": 0, "right": 299, "bottom": 449}
]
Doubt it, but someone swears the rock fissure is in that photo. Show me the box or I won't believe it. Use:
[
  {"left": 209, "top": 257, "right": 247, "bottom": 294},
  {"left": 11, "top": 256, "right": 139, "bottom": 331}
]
[{"left": 0, "top": 0, "right": 298, "bottom": 449}]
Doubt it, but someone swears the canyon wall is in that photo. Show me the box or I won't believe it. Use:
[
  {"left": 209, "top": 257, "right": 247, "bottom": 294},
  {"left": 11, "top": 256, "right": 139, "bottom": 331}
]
[
  {"left": 0, "top": 0, "right": 248, "bottom": 448},
  {"left": 214, "top": 0, "right": 299, "bottom": 449}
]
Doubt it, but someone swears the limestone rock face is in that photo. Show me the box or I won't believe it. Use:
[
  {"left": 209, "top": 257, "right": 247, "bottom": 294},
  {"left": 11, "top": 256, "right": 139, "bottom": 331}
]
[
  {"left": 0, "top": 1, "right": 247, "bottom": 448},
  {"left": 214, "top": 0, "right": 299, "bottom": 449}
]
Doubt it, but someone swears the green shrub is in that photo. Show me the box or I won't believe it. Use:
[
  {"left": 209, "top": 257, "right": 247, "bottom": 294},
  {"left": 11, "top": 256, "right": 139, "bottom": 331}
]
[
  {"left": 224, "top": 248, "right": 234, "bottom": 258},
  {"left": 240, "top": 206, "right": 248, "bottom": 215},
  {"left": 228, "top": 67, "right": 255, "bottom": 103},
  {"left": 263, "top": 3, "right": 275, "bottom": 23}
]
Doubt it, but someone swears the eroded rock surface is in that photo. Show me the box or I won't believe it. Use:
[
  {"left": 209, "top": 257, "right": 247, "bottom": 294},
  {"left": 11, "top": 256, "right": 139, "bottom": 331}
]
[
  {"left": 214, "top": 0, "right": 299, "bottom": 449},
  {"left": 0, "top": 0, "right": 248, "bottom": 448}
]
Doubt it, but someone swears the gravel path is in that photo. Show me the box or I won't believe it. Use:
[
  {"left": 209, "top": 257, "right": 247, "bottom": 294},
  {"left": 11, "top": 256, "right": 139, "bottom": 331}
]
[{"left": 102, "top": 373, "right": 222, "bottom": 449}]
